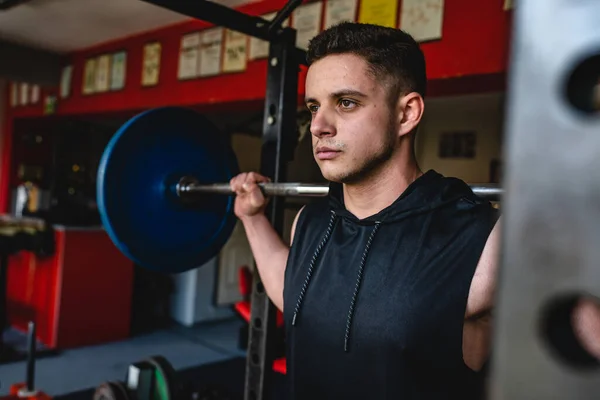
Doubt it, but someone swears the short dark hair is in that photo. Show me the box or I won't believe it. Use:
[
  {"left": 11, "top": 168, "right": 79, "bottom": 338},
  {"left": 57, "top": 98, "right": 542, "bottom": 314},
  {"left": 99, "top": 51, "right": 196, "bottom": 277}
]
[{"left": 306, "top": 22, "right": 427, "bottom": 102}]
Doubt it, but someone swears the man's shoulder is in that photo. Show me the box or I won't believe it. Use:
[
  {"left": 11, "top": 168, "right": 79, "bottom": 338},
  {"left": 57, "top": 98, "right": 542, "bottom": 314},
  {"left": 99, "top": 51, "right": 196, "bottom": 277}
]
[
  {"left": 433, "top": 190, "right": 501, "bottom": 239},
  {"left": 293, "top": 199, "right": 331, "bottom": 227},
  {"left": 298, "top": 196, "right": 331, "bottom": 212}
]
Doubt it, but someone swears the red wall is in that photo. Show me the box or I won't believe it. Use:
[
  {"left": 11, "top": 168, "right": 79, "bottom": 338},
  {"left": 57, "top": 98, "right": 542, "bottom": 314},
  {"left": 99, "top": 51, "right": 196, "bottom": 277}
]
[
  {"left": 7, "top": 0, "right": 512, "bottom": 118},
  {"left": 1, "top": 0, "right": 513, "bottom": 210}
]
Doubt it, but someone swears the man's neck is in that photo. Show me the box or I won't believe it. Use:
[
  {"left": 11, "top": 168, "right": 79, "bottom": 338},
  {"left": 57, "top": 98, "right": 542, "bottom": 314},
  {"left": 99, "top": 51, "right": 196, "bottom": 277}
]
[{"left": 342, "top": 159, "right": 422, "bottom": 220}]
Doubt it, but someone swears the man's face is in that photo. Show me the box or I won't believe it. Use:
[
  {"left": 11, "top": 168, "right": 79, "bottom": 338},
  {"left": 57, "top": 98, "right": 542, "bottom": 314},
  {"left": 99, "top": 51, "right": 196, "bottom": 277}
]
[{"left": 305, "top": 53, "right": 398, "bottom": 184}]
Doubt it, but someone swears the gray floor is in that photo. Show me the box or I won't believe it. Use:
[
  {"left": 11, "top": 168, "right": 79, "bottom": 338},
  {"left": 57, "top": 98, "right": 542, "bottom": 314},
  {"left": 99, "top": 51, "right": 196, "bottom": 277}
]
[{"left": 0, "top": 318, "right": 246, "bottom": 397}]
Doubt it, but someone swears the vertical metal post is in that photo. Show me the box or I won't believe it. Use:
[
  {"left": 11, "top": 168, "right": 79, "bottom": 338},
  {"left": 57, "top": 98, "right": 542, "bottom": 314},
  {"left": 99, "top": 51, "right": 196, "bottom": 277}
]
[
  {"left": 245, "top": 27, "right": 299, "bottom": 400},
  {"left": 0, "top": 254, "right": 8, "bottom": 354},
  {"left": 26, "top": 321, "right": 36, "bottom": 392},
  {"left": 489, "top": 0, "right": 600, "bottom": 399}
]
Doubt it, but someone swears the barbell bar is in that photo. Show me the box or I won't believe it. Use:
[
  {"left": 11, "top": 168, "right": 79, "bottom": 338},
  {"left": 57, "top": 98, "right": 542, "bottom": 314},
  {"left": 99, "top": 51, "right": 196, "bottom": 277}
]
[
  {"left": 177, "top": 180, "right": 503, "bottom": 199},
  {"left": 97, "top": 107, "right": 502, "bottom": 274}
]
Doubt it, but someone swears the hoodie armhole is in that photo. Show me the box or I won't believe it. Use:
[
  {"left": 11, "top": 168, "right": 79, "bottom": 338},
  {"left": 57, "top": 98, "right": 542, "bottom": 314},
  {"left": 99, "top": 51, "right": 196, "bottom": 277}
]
[{"left": 290, "top": 206, "right": 306, "bottom": 246}]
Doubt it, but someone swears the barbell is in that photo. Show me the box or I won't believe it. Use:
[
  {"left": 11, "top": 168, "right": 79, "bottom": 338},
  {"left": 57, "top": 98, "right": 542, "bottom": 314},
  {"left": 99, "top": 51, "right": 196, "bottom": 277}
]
[{"left": 97, "top": 107, "right": 502, "bottom": 274}]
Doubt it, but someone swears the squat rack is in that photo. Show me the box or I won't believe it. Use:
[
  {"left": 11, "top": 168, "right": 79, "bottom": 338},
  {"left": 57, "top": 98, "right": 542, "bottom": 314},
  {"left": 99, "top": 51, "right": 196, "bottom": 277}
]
[{"left": 141, "top": 0, "right": 306, "bottom": 399}]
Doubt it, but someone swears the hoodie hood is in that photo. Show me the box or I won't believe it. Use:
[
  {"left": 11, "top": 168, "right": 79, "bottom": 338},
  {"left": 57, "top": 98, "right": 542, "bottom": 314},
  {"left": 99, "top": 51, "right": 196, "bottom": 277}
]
[
  {"left": 328, "top": 169, "right": 479, "bottom": 225},
  {"left": 290, "top": 170, "right": 485, "bottom": 352}
]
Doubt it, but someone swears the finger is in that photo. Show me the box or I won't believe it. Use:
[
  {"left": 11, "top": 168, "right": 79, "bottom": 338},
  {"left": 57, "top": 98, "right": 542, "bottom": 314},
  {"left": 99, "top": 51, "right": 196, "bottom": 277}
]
[
  {"left": 242, "top": 181, "right": 264, "bottom": 197},
  {"left": 245, "top": 172, "right": 259, "bottom": 185},
  {"left": 243, "top": 173, "right": 261, "bottom": 192},
  {"left": 247, "top": 172, "right": 270, "bottom": 184},
  {"left": 245, "top": 183, "right": 266, "bottom": 207},
  {"left": 230, "top": 173, "right": 248, "bottom": 193},
  {"left": 242, "top": 180, "right": 259, "bottom": 193}
]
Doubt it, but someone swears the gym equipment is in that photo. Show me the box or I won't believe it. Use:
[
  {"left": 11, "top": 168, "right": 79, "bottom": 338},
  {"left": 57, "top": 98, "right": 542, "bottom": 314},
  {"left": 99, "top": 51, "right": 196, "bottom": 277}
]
[
  {"left": 95, "top": 355, "right": 234, "bottom": 400},
  {"left": 96, "top": 106, "right": 503, "bottom": 274},
  {"left": 0, "top": 216, "right": 55, "bottom": 363},
  {"left": 96, "top": 107, "right": 240, "bottom": 274},
  {"left": 234, "top": 266, "right": 287, "bottom": 374},
  {"left": 94, "top": 355, "right": 179, "bottom": 400},
  {"left": 93, "top": 382, "right": 130, "bottom": 400},
  {"left": 103, "top": 0, "right": 305, "bottom": 396},
  {"left": 2, "top": 322, "right": 52, "bottom": 400},
  {"left": 488, "top": 0, "right": 600, "bottom": 399},
  {"left": 144, "top": 356, "right": 180, "bottom": 400},
  {"left": 116, "top": 0, "right": 528, "bottom": 398},
  {"left": 178, "top": 181, "right": 501, "bottom": 199},
  {"left": 124, "top": 360, "right": 156, "bottom": 400}
]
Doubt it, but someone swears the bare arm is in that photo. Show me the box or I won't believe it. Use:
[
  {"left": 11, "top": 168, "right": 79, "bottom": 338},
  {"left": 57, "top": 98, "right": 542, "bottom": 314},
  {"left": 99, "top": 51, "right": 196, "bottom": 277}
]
[
  {"left": 572, "top": 295, "right": 600, "bottom": 360},
  {"left": 239, "top": 206, "right": 304, "bottom": 312},
  {"left": 465, "top": 218, "right": 502, "bottom": 320},
  {"left": 466, "top": 216, "right": 600, "bottom": 370},
  {"left": 462, "top": 217, "right": 502, "bottom": 371}
]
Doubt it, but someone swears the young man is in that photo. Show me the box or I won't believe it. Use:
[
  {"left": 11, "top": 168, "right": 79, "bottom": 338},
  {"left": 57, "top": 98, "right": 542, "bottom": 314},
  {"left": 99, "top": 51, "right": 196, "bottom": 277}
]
[{"left": 230, "top": 22, "right": 600, "bottom": 399}]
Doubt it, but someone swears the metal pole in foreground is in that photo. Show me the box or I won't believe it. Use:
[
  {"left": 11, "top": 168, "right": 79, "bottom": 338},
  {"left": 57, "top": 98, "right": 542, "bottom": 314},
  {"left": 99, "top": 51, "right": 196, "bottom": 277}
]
[
  {"left": 488, "top": 0, "right": 600, "bottom": 399},
  {"left": 243, "top": 23, "right": 300, "bottom": 400},
  {"left": 14, "top": 321, "right": 38, "bottom": 398},
  {"left": 26, "top": 321, "right": 36, "bottom": 393},
  {"left": 178, "top": 180, "right": 504, "bottom": 200}
]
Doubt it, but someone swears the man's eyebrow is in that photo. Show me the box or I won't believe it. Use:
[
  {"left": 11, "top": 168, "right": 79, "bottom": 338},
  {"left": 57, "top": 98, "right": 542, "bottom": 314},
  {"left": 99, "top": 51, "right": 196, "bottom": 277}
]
[
  {"left": 331, "top": 89, "right": 367, "bottom": 99},
  {"left": 305, "top": 89, "right": 367, "bottom": 104}
]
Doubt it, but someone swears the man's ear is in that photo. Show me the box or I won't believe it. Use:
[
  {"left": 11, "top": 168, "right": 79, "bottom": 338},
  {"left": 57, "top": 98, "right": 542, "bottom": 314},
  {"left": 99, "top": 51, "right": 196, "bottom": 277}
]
[{"left": 397, "top": 92, "right": 425, "bottom": 137}]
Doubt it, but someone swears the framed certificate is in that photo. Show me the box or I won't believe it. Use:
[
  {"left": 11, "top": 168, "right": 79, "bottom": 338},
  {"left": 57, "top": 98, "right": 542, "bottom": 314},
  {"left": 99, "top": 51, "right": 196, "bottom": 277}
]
[
  {"left": 60, "top": 65, "right": 73, "bottom": 98},
  {"left": 358, "top": 0, "right": 398, "bottom": 28},
  {"left": 142, "top": 42, "right": 162, "bottom": 87},
  {"left": 83, "top": 58, "right": 96, "bottom": 95},
  {"left": 199, "top": 28, "right": 224, "bottom": 77},
  {"left": 223, "top": 29, "right": 248, "bottom": 73},
  {"left": 324, "top": 0, "right": 358, "bottom": 29},
  {"left": 399, "top": 0, "right": 444, "bottom": 42},
  {"left": 111, "top": 51, "right": 127, "bottom": 90},
  {"left": 19, "top": 83, "right": 29, "bottom": 105},
  {"left": 95, "top": 54, "right": 111, "bottom": 92},
  {"left": 31, "top": 85, "right": 40, "bottom": 104},
  {"left": 293, "top": 2, "right": 323, "bottom": 50},
  {"left": 249, "top": 12, "right": 289, "bottom": 60},
  {"left": 178, "top": 32, "right": 201, "bottom": 80}
]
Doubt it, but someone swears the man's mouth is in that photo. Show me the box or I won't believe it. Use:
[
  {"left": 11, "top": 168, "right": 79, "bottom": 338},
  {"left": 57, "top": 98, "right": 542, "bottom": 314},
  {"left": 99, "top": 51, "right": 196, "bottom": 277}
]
[{"left": 315, "top": 146, "right": 341, "bottom": 160}]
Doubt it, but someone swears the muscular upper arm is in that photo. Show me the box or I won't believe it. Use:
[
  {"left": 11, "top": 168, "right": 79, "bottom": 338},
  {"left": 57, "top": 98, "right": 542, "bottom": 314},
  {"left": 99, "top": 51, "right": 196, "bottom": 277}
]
[
  {"left": 465, "top": 216, "right": 600, "bottom": 366},
  {"left": 290, "top": 206, "right": 305, "bottom": 246},
  {"left": 462, "top": 217, "right": 502, "bottom": 371},
  {"left": 465, "top": 217, "right": 502, "bottom": 320}
]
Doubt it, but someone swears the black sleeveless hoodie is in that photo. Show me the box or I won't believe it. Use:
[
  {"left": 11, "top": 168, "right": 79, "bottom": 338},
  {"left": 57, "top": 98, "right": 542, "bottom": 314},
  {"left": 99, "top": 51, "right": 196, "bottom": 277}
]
[{"left": 282, "top": 170, "right": 500, "bottom": 400}]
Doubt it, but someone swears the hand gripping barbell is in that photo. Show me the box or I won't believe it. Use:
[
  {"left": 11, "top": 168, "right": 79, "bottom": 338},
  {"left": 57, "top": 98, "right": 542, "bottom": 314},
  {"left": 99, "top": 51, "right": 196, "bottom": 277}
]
[{"left": 96, "top": 107, "right": 502, "bottom": 274}]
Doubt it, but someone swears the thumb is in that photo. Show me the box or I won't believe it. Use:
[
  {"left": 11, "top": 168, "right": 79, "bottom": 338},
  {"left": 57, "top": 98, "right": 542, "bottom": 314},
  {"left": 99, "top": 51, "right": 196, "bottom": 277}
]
[{"left": 249, "top": 186, "right": 265, "bottom": 208}]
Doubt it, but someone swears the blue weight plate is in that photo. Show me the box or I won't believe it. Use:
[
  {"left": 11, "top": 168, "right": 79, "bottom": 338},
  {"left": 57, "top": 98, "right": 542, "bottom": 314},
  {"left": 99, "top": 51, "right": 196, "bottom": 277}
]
[{"left": 97, "top": 107, "right": 240, "bottom": 273}]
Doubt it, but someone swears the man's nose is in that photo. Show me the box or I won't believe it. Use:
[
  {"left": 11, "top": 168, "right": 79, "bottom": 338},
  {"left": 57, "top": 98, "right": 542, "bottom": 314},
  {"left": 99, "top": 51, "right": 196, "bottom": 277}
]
[{"left": 310, "top": 109, "right": 336, "bottom": 138}]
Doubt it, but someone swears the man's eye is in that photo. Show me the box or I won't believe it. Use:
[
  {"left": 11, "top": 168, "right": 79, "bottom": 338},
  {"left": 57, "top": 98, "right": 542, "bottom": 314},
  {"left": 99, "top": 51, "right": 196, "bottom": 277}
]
[
  {"left": 340, "top": 99, "right": 356, "bottom": 108},
  {"left": 307, "top": 104, "right": 319, "bottom": 113}
]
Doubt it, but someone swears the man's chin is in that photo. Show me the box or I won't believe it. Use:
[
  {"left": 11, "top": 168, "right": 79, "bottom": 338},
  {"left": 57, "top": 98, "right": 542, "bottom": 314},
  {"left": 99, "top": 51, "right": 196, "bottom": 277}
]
[
  {"left": 319, "top": 168, "right": 350, "bottom": 184},
  {"left": 319, "top": 172, "right": 340, "bottom": 183}
]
